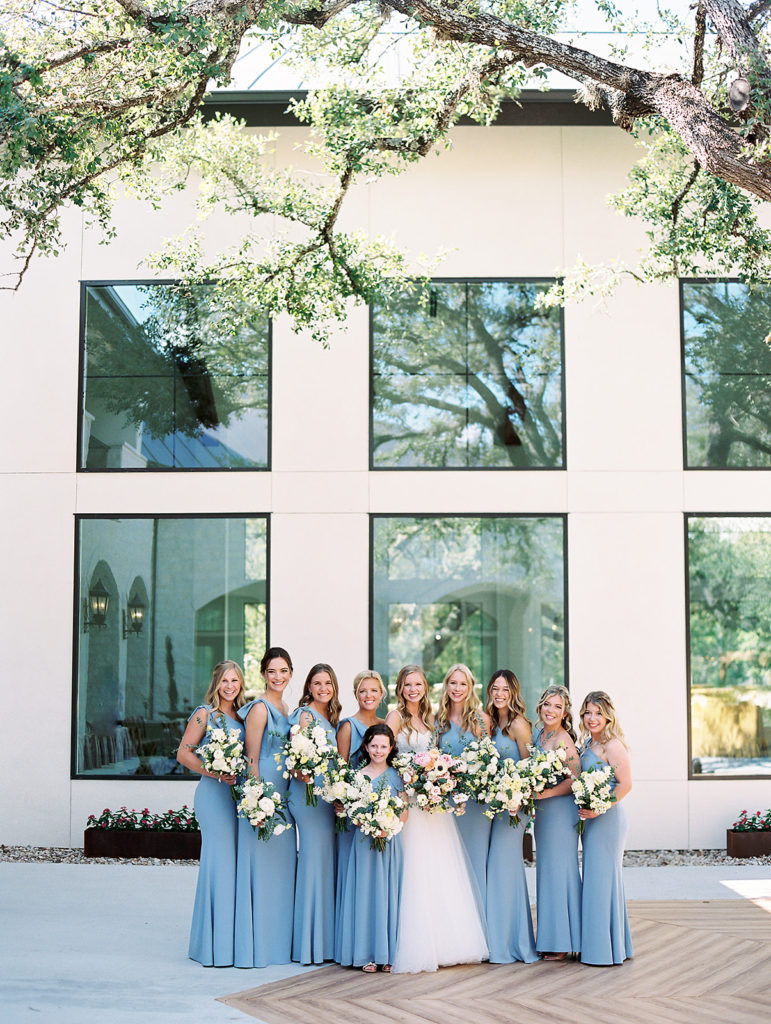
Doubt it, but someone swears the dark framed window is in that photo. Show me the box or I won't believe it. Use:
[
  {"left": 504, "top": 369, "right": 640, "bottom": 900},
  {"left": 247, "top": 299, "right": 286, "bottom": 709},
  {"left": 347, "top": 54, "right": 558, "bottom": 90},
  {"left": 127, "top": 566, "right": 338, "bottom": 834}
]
[
  {"left": 72, "top": 514, "right": 269, "bottom": 778},
  {"left": 686, "top": 514, "right": 771, "bottom": 778},
  {"left": 371, "top": 514, "right": 567, "bottom": 714},
  {"left": 79, "top": 282, "right": 270, "bottom": 470},
  {"left": 681, "top": 280, "right": 771, "bottom": 468},
  {"left": 370, "top": 280, "right": 565, "bottom": 469}
]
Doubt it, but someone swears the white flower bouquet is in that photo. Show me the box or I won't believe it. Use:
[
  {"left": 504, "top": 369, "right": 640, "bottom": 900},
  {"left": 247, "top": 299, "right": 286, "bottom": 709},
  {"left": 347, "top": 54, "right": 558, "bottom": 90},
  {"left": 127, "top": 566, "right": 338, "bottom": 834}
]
[
  {"left": 196, "top": 725, "right": 246, "bottom": 787},
  {"left": 480, "top": 756, "right": 526, "bottom": 826},
  {"left": 347, "top": 774, "right": 406, "bottom": 852},
  {"left": 516, "top": 744, "right": 572, "bottom": 817},
  {"left": 237, "top": 777, "right": 293, "bottom": 841},
  {"left": 572, "top": 762, "right": 616, "bottom": 834},
  {"left": 316, "top": 754, "right": 360, "bottom": 833},
  {"left": 451, "top": 736, "right": 502, "bottom": 811},
  {"left": 393, "top": 747, "right": 462, "bottom": 813},
  {"left": 276, "top": 722, "right": 339, "bottom": 806}
]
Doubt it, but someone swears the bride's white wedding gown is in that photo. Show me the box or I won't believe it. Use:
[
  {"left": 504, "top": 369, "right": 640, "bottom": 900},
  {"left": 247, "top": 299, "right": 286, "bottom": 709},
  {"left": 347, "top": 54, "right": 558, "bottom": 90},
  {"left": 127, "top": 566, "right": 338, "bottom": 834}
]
[{"left": 391, "top": 729, "right": 489, "bottom": 974}]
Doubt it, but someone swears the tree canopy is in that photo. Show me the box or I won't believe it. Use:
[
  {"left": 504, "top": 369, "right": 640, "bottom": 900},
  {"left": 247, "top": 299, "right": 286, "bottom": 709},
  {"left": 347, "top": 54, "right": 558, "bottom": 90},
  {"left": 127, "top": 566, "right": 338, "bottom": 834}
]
[{"left": 2, "top": 1, "right": 771, "bottom": 339}]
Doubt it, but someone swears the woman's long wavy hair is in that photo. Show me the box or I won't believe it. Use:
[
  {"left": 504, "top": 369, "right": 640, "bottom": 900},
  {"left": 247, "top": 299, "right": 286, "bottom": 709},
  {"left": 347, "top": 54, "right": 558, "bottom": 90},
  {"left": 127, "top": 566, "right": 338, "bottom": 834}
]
[
  {"left": 299, "top": 662, "right": 342, "bottom": 727},
  {"left": 436, "top": 663, "right": 485, "bottom": 738},
  {"left": 485, "top": 669, "right": 531, "bottom": 739},
  {"left": 393, "top": 665, "right": 433, "bottom": 737},
  {"left": 578, "top": 691, "right": 628, "bottom": 749},
  {"left": 535, "top": 684, "right": 577, "bottom": 743},
  {"left": 204, "top": 660, "right": 246, "bottom": 714}
]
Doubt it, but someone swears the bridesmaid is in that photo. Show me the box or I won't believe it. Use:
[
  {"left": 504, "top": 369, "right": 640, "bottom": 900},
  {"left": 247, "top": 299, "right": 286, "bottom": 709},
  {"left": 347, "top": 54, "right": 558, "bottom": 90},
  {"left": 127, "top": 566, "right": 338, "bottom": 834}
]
[
  {"left": 337, "top": 723, "right": 407, "bottom": 972},
  {"left": 334, "top": 670, "right": 386, "bottom": 962},
  {"left": 532, "top": 684, "right": 582, "bottom": 961},
  {"left": 289, "top": 662, "right": 342, "bottom": 964},
  {"left": 234, "top": 646, "right": 296, "bottom": 967},
  {"left": 176, "top": 660, "right": 245, "bottom": 966},
  {"left": 578, "top": 691, "right": 633, "bottom": 966},
  {"left": 436, "top": 663, "right": 492, "bottom": 905},
  {"left": 484, "top": 669, "right": 538, "bottom": 964}
]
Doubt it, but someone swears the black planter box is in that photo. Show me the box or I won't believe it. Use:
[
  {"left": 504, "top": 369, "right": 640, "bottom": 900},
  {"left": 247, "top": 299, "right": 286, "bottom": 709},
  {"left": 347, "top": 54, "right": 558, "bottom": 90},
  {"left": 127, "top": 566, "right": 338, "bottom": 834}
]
[
  {"left": 726, "top": 829, "right": 771, "bottom": 859},
  {"left": 84, "top": 829, "right": 201, "bottom": 860}
]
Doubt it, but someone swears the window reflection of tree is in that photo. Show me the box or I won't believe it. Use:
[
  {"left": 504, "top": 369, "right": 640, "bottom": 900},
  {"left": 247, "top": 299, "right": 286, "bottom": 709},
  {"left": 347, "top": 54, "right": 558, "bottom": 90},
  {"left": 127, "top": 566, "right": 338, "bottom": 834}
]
[
  {"left": 683, "top": 282, "right": 771, "bottom": 468},
  {"left": 83, "top": 283, "right": 268, "bottom": 467},
  {"left": 372, "top": 282, "right": 563, "bottom": 468},
  {"left": 374, "top": 516, "right": 566, "bottom": 711},
  {"left": 688, "top": 517, "right": 771, "bottom": 772}
]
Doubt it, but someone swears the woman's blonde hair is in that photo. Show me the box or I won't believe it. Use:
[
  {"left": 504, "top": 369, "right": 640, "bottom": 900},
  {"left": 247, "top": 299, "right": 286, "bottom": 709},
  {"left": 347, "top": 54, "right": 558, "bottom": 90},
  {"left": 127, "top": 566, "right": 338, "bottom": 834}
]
[
  {"left": 535, "top": 684, "right": 576, "bottom": 742},
  {"left": 353, "top": 669, "right": 386, "bottom": 702},
  {"left": 204, "top": 660, "right": 246, "bottom": 714},
  {"left": 579, "top": 691, "right": 628, "bottom": 748},
  {"left": 436, "top": 663, "right": 485, "bottom": 738},
  {"left": 485, "top": 669, "right": 531, "bottom": 739},
  {"left": 299, "top": 662, "right": 342, "bottom": 727},
  {"left": 393, "top": 665, "right": 433, "bottom": 736}
]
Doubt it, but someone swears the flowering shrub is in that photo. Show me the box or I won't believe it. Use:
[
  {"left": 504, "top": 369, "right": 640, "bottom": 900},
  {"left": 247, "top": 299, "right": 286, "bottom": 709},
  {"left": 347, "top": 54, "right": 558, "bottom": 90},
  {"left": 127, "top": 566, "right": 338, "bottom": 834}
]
[
  {"left": 732, "top": 809, "right": 771, "bottom": 832},
  {"left": 86, "top": 805, "right": 199, "bottom": 832}
]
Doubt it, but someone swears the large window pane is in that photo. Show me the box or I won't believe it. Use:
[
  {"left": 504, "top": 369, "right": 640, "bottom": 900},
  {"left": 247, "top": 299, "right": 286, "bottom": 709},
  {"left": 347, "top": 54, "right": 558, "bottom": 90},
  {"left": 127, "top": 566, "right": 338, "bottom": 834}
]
[
  {"left": 688, "top": 516, "right": 771, "bottom": 776},
  {"left": 371, "top": 281, "right": 564, "bottom": 468},
  {"left": 682, "top": 281, "right": 771, "bottom": 468},
  {"left": 81, "top": 283, "right": 269, "bottom": 470},
  {"left": 74, "top": 516, "right": 268, "bottom": 778},
  {"left": 372, "top": 515, "right": 566, "bottom": 715}
]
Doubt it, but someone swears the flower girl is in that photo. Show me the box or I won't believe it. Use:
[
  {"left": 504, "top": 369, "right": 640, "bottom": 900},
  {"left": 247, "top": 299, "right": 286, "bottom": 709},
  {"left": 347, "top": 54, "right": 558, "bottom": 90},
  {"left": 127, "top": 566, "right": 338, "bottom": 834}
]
[{"left": 336, "top": 724, "right": 407, "bottom": 973}]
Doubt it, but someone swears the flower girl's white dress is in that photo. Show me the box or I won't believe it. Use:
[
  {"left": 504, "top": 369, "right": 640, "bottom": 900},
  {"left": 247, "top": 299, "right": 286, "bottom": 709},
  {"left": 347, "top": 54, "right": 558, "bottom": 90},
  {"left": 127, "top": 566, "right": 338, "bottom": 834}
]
[{"left": 391, "top": 729, "right": 489, "bottom": 973}]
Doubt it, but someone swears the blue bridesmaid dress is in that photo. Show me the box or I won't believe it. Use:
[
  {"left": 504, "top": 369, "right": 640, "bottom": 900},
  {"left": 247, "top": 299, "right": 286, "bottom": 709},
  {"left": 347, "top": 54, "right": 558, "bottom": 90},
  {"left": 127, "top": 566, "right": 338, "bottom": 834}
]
[
  {"left": 532, "top": 726, "right": 582, "bottom": 955},
  {"left": 234, "top": 698, "right": 296, "bottom": 968},
  {"left": 334, "top": 716, "right": 369, "bottom": 963},
  {"left": 288, "top": 706, "right": 337, "bottom": 964},
  {"left": 438, "top": 720, "right": 492, "bottom": 907},
  {"left": 485, "top": 728, "right": 538, "bottom": 963},
  {"left": 337, "top": 766, "right": 405, "bottom": 968},
  {"left": 579, "top": 744, "right": 633, "bottom": 965},
  {"left": 188, "top": 705, "right": 244, "bottom": 966}
]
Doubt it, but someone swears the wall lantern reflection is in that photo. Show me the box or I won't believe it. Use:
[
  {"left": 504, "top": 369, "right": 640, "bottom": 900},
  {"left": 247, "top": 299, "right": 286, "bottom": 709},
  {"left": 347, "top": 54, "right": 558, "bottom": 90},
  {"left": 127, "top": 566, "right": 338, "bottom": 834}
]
[
  {"left": 83, "top": 578, "right": 110, "bottom": 632},
  {"left": 122, "top": 593, "right": 146, "bottom": 638}
]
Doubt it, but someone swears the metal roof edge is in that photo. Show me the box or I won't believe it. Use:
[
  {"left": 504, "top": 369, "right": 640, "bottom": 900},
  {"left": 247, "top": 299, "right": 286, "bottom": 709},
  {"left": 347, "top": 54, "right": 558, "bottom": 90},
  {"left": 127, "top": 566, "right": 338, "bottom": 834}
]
[{"left": 202, "top": 89, "right": 614, "bottom": 127}]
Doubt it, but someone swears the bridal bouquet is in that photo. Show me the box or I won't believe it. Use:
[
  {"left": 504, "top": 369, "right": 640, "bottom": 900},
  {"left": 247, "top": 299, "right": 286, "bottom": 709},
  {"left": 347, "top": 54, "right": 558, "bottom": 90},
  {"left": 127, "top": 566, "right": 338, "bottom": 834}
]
[
  {"left": 237, "top": 777, "right": 293, "bottom": 841},
  {"left": 572, "top": 762, "right": 616, "bottom": 835},
  {"left": 347, "top": 775, "right": 406, "bottom": 852},
  {"left": 480, "top": 757, "right": 527, "bottom": 826},
  {"left": 196, "top": 724, "right": 246, "bottom": 792},
  {"left": 394, "top": 747, "right": 460, "bottom": 813},
  {"left": 516, "top": 745, "right": 572, "bottom": 817},
  {"left": 451, "top": 736, "right": 502, "bottom": 811},
  {"left": 316, "top": 754, "right": 360, "bottom": 833},
  {"left": 277, "top": 722, "right": 339, "bottom": 806}
]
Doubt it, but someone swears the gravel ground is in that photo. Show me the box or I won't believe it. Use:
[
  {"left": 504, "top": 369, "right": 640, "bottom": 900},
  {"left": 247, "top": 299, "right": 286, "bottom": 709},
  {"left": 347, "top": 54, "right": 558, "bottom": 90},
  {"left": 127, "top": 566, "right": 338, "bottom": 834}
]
[{"left": 2, "top": 844, "right": 769, "bottom": 867}]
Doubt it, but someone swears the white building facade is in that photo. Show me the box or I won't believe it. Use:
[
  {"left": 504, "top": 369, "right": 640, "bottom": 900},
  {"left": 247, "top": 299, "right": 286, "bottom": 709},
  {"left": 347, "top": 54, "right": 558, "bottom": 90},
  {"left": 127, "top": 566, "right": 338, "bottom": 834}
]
[{"left": 1, "top": 92, "right": 769, "bottom": 850}]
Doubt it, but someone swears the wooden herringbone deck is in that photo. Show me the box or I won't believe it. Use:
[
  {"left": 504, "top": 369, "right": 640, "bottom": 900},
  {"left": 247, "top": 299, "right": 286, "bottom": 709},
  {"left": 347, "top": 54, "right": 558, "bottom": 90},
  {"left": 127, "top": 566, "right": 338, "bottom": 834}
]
[{"left": 220, "top": 900, "right": 771, "bottom": 1024}]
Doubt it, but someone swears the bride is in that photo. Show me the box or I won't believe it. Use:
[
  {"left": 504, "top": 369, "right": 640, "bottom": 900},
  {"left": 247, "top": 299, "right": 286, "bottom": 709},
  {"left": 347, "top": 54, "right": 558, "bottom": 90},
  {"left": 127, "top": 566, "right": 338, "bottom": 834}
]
[{"left": 384, "top": 665, "right": 488, "bottom": 973}]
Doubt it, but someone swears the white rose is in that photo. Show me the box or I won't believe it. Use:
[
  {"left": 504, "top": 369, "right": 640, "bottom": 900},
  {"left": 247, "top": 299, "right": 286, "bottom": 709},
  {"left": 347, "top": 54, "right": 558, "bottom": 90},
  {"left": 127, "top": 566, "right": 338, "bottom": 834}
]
[{"left": 258, "top": 797, "right": 276, "bottom": 816}]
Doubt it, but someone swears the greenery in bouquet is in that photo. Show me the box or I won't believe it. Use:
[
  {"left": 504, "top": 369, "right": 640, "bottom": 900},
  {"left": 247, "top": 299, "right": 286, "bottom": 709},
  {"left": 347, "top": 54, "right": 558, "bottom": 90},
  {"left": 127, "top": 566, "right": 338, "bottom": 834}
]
[
  {"left": 516, "top": 744, "right": 572, "bottom": 817},
  {"left": 479, "top": 757, "right": 526, "bottom": 827},
  {"left": 237, "top": 777, "right": 293, "bottom": 841},
  {"left": 276, "top": 721, "right": 339, "bottom": 806},
  {"left": 86, "top": 805, "right": 199, "bottom": 832},
  {"left": 571, "top": 762, "right": 616, "bottom": 835},
  {"left": 316, "top": 754, "right": 359, "bottom": 833},
  {"left": 347, "top": 774, "right": 406, "bottom": 853},
  {"left": 394, "top": 747, "right": 460, "bottom": 813},
  {"left": 731, "top": 809, "right": 771, "bottom": 832}
]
